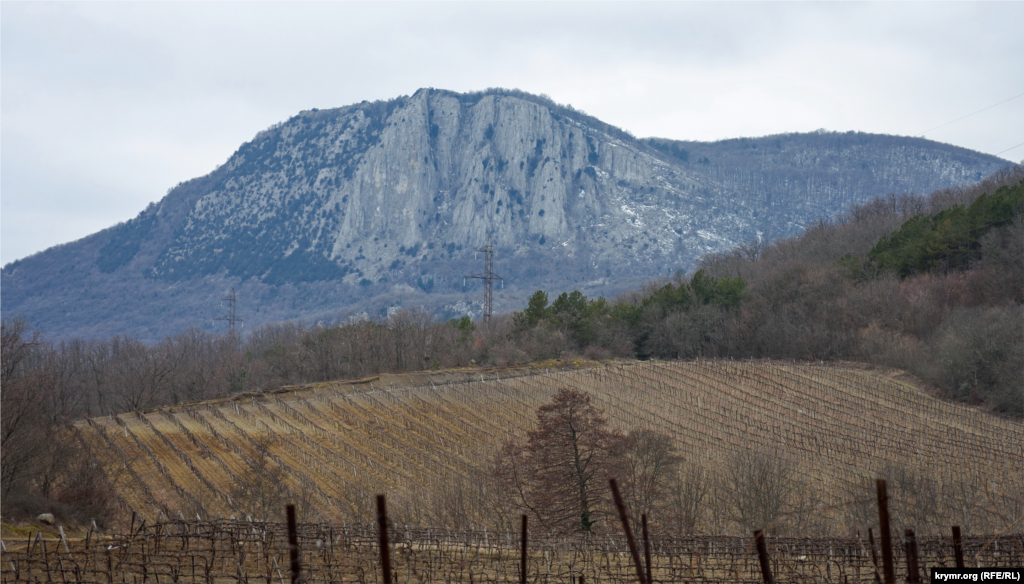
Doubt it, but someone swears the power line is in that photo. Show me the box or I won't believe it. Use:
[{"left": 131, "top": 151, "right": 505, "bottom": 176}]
[
  {"left": 918, "top": 90, "right": 1024, "bottom": 136},
  {"left": 995, "top": 140, "right": 1024, "bottom": 156}
]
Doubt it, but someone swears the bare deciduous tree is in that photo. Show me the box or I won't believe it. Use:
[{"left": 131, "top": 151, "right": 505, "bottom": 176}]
[
  {"left": 230, "top": 434, "right": 289, "bottom": 522},
  {"left": 108, "top": 336, "right": 178, "bottom": 412},
  {"left": 1, "top": 318, "right": 46, "bottom": 502},
  {"left": 622, "top": 429, "right": 681, "bottom": 528},
  {"left": 875, "top": 462, "right": 942, "bottom": 535},
  {"left": 665, "top": 461, "right": 711, "bottom": 535},
  {"left": 494, "top": 388, "right": 627, "bottom": 533},
  {"left": 718, "top": 448, "right": 796, "bottom": 534}
]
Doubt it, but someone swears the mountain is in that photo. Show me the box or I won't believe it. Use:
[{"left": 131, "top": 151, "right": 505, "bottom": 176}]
[{"left": 1, "top": 88, "right": 1012, "bottom": 341}]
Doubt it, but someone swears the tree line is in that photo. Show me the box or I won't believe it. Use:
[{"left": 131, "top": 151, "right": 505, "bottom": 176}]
[{"left": 0, "top": 314, "right": 484, "bottom": 522}]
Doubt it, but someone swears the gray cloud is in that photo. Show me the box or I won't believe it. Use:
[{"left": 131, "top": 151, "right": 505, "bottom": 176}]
[{"left": 3, "top": 2, "right": 1022, "bottom": 265}]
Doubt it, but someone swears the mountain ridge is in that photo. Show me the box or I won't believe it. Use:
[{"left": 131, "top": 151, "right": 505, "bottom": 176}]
[{"left": 2, "top": 87, "right": 1012, "bottom": 340}]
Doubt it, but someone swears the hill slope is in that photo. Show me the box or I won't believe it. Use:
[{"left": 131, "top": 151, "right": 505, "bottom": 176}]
[
  {"left": 76, "top": 360, "right": 1024, "bottom": 535},
  {"left": 2, "top": 88, "right": 1012, "bottom": 340}
]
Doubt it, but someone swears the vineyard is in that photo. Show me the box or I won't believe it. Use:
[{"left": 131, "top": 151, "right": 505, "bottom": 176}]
[
  {"left": 64, "top": 359, "right": 1023, "bottom": 533},
  {"left": 2, "top": 359, "right": 1023, "bottom": 582},
  {"left": 1, "top": 518, "right": 1021, "bottom": 583}
]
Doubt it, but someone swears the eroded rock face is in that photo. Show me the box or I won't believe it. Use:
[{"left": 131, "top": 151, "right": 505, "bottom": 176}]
[
  {"left": 1, "top": 88, "right": 1010, "bottom": 340},
  {"left": 148, "top": 89, "right": 732, "bottom": 291}
]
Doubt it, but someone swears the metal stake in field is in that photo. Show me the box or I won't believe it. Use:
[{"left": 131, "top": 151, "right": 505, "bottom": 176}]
[
  {"left": 465, "top": 235, "right": 502, "bottom": 323},
  {"left": 753, "top": 530, "right": 776, "bottom": 584},
  {"left": 641, "top": 514, "right": 652, "bottom": 584},
  {"left": 376, "top": 495, "right": 393, "bottom": 584},
  {"left": 609, "top": 479, "right": 647, "bottom": 584},
  {"left": 904, "top": 529, "right": 920, "bottom": 583},
  {"left": 520, "top": 515, "right": 528, "bottom": 584},
  {"left": 286, "top": 504, "right": 302, "bottom": 584},
  {"left": 951, "top": 526, "right": 965, "bottom": 568},
  {"left": 876, "top": 479, "right": 895, "bottom": 584}
]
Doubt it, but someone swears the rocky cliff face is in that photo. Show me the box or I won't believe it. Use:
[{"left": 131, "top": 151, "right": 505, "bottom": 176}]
[
  {"left": 1, "top": 88, "right": 1012, "bottom": 340},
  {"left": 146, "top": 88, "right": 743, "bottom": 289}
]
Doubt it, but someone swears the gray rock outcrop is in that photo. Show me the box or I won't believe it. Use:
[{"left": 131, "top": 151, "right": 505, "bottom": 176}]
[{"left": 1, "top": 88, "right": 1011, "bottom": 340}]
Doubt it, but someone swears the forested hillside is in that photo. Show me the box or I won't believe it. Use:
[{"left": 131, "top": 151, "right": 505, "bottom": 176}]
[
  {"left": 511, "top": 166, "right": 1024, "bottom": 414},
  {"left": 698, "top": 166, "right": 1022, "bottom": 413}
]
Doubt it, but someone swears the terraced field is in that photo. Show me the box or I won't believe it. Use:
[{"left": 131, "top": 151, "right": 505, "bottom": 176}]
[{"left": 76, "top": 360, "right": 1024, "bottom": 533}]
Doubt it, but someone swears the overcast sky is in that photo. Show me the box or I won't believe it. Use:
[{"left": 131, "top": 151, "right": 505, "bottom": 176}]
[{"left": 3, "top": 2, "right": 1022, "bottom": 266}]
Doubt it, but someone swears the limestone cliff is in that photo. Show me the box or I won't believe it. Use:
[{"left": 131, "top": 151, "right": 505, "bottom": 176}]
[{"left": 1, "top": 88, "right": 1011, "bottom": 340}]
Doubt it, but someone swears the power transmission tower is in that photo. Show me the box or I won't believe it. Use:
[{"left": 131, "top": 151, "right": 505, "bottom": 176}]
[
  {"left": 465, "top": 235, "right": 503, "bottom": 323},
  {"left": 215, "top": 287, "right": 243, "bottom": 336}
]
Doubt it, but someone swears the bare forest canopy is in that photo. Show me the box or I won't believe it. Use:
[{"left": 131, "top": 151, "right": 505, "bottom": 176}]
[{"left": 512, "top": 166, "right": 1024, "bottom": 416}]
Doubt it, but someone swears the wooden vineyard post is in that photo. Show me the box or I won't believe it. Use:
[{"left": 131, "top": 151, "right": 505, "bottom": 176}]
[
  {"left": 520, "top": 515, "right": 528, "bottom": 584},
  {"left": 876, "top": 479, "right": 895, "bottom": 584},
  {"left": 641, "top": 514, "right": 652, "bottom": 584},
  {"left": 904, "top": 529, "right": 920, "bottom": 584},
  {"left": 753, "top": 530, "right": 775, "bottom": 584},
  {"left": 287, "top": 504, "right": 302, "bottom": 584},
  {"left": 952, "top": 526, "right": 965, "bottom": 568},
  {"left": 609, "top": 479, "right": 647, "bottom": 584},
  {"left": 376, "top": 495, "right": 393, "bottom": 584}
]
